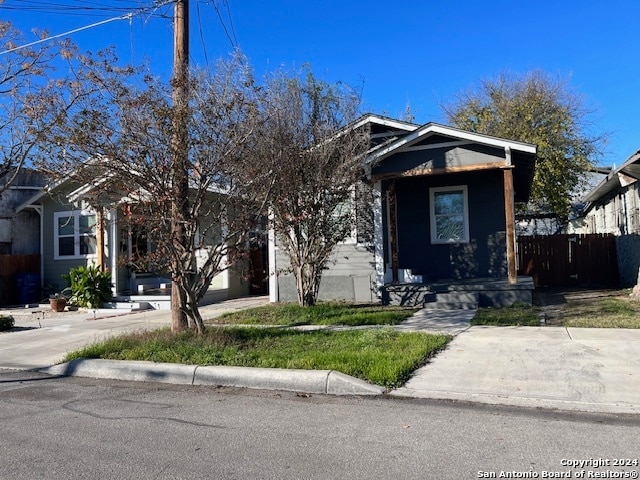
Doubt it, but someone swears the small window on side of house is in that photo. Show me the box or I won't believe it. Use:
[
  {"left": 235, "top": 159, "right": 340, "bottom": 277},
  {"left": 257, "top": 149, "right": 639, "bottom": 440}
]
[
  {"left": 54, "top": 210, "right": 97, "bottom": 259},
  {"left": 429, "top": 185, "right": 469, "bottom": 244}
]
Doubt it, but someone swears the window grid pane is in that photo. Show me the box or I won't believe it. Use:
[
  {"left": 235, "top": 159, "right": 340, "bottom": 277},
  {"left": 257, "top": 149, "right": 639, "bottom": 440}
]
[
  {"left": 58, "top": 237, "right": 75, "bottom": 256},
  {"left": 58, "top": 216, "right": 75, "bottom": 236},
  {"left": 79, "top": 235, "right": 97, "bottom": 255},
  {"left": 79, "top": 214, "right": 96, "bottom": 235}
]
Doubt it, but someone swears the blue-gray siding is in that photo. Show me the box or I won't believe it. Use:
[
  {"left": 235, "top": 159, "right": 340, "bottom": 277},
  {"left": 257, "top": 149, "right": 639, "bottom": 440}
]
[{"left": 276, "top": 243, "right": 376, "bottom": 303}]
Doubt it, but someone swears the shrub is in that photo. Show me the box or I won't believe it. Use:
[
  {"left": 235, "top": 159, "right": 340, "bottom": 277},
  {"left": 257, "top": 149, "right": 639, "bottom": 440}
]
[
  {"left": 62, "top": 264, "right": 113, "bottom": 308},
  {"left": 0, "top": 315, "right": 15, "bottom": 331}
]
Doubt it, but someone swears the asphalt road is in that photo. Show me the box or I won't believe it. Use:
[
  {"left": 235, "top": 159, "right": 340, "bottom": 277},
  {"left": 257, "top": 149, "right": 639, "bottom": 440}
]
[{"left": 2, "top": 369, "right": 639, "bottom": 480}]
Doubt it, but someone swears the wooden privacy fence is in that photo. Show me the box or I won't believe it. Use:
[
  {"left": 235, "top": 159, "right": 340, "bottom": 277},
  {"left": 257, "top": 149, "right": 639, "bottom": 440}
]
[
  {"left": 0, "top": 254, "right": 40, "bottom": 306},
  {"left": 517, "top": 234, "right": 618, "bottom": 287}
]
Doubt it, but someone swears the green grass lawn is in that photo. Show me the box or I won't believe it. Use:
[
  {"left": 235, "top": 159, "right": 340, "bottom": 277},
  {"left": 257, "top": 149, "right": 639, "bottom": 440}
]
[
  {"left": 210, "top": 302, "right": 419, "bottom": 326},
  {"left": 65, "top": 302, "right": 446, "bottom": 389},
  {"left": 562, "top": 296, "right": 640, "bottom": 328},
  {"left": 472, "top": 304, "right": 541, "bottom": 326},
  {"left": 64, "top": 326, "right": 450, "bottom": 389},
  {"left": 472, "top": 290, "right": 640, "bottom": 328}
]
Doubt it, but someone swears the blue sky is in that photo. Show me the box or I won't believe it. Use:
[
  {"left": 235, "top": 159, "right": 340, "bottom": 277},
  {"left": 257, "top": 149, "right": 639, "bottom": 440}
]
[{"left": 2, "top": 0, "right": 639, "bottom": 166}]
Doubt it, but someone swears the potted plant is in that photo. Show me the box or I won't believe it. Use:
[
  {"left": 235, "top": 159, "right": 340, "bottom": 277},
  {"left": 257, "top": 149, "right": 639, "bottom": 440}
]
[{"left": 49, "top": 293, "right": 67, "bottom": 312}]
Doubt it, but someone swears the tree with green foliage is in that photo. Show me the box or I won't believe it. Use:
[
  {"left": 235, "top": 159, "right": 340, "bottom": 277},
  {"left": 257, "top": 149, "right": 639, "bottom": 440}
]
[{"left": 443, "top": 71, "right": 604, "bottom": 222}]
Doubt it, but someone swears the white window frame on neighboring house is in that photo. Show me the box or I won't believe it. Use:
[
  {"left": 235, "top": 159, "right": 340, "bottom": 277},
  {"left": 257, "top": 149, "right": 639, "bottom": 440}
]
[
  {"left": 429, "top": 185, "right": 470, "bottom": 244},
  {"left": 54, "top": 210, "right": 98, "bottom": 260}
]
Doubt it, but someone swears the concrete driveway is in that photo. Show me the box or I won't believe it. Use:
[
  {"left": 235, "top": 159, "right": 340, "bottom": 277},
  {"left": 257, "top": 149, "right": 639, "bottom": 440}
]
[{"left": 392, "top": 325, "right": 640, "bottom": 414}]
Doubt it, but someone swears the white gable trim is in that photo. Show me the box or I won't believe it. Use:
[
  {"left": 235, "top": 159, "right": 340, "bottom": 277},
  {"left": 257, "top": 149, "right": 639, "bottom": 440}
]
[
  {"left": 351, "top": 114, "right": 419, "bottom": 133},
  {"left": 367, "top": 123, "right": 536, "bottom": 166}
]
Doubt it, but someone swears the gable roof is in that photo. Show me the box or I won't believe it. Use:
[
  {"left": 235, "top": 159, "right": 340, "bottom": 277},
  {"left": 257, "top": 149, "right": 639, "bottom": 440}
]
[
  {"left": 583, "top": 150, "right": 640, "bottom": 204},
  {"left": 364, "top": 122, "right": 537, "bottom": 202},
  {"left": 350, "top": 113, "right": 419, "bottom": 134},
  {"left": 367, "top": 122, "right": 536, "bottom": 166}
]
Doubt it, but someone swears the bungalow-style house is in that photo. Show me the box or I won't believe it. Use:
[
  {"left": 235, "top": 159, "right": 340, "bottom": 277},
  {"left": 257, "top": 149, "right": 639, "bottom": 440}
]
[
  {"left": 16, "top": 176, "right": 252, "bottom": 309},
  {"left": 570, "top": 149, "right": 640, "bottom": 285},
  {"left": 270, "top": 114, "right": 537, "bottom": 307}
]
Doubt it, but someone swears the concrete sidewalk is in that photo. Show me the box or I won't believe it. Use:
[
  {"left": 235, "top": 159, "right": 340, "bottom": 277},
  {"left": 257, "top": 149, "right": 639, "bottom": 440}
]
[{"left": 392, "top": 326, "right": 640, "bottom": 414}]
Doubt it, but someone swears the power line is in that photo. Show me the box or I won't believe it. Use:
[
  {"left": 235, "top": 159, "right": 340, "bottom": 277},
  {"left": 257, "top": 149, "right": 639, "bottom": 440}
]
[
  {"left": 0, "top": 14, "right": 131, "bottom": 55},
  {"left": 0, "top": 0, "right": 174, "bottom": 17},
  {"left": 0, "top": 0, "right": 176, "bottom": 55},
  {"left": 210, "top": 0, "right": 237, "bottom": 49},
  {"left": 195, "top": 0, "right": 209, "bottom": 66}
]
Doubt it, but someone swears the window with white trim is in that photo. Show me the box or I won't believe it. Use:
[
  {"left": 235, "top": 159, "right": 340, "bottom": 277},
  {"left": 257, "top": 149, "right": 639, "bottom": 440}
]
[
  {"left": 54, "top": 210, "right": 97, "bottom": 259},
  {"left": 429, "top": 185, "right": 469, "bottom": 244}
]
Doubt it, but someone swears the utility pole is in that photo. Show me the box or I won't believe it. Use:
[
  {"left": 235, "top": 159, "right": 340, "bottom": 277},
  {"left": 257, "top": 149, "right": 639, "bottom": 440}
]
[{"left": 171, "top": 0, "right": 190, "bottom": 331}]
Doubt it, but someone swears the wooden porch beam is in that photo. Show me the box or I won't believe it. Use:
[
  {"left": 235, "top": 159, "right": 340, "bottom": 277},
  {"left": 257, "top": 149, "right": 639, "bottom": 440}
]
[
  {"left": 372, "top": 161, "right": 506, "bottom": 181},
  {"left": 503, "top": 160, "right": 517, "bottom": 285}
]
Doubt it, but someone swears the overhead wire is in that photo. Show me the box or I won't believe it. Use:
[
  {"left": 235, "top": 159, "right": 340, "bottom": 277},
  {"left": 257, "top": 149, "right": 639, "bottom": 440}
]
[
  {"left": 0, "top": 0, "right": 176, "bottom": 55},
  {"left": 222, "top": 0, "right": 237, "bottom": 47},
  {"left": 1, "top": 0, "right": 240, "bottom": 64},
  {"left": 210, "top": 0, "right": 237, "bottom": 49},
  {"left": 0, "top": 14, "right": 133, "bottom": 55},
  {"left": 195, "top": 0, "right": 209, "bottom": 67},
  {"left": 0, "top": 0, "right": 174, "bottom": 18}
]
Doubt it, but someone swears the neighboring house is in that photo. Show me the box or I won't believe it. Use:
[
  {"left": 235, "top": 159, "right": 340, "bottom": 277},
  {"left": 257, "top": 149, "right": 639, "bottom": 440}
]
[
  {"left": 270, "top": 114, "right": 538, "bottom": 307},
  {"left": 0, "top": 169, "right": 46, "bottom": 255},
  {"left": 517, "top": 167, "right": 611, "bottom": 235},
  {"left": 570, "top": 149, "right": 640, "bottom": 285},
  {"left": 16, "top": 176, "right": 251, "bottom": 309},
  {"left": 571, "top": 150, "right": 640, "bottom": 236},
  {"left": 0, "top": 169, "right": 47, "bottom": 305}
]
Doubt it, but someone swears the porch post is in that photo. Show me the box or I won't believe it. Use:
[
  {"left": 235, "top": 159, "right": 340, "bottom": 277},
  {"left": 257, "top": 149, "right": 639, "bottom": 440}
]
[
  {"left": 96, "top": 206, "right": 105, "bottom": 271},
  {"left": 109, "top": 208, "right": 118, "bottom": 295},
  {"left": 268, "top": 208, "right": 278, "bottom": 303},
  {"left": 372, "top": 181, "right": 385, "bottom": 296},
  {"left": 388, "top": 181, "right": 399, "bottom": 283},
  {"left": 503, "top": 146, "right": 517, "bottom": 284}
]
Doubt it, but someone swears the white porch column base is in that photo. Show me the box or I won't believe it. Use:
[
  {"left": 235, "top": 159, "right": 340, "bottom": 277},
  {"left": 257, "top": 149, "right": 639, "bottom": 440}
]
[
  {"left": 373, "top": 181, "right": 386, "bottom": 297},
  {"left": 268, "top": 210, "right": 278, "bottom": 303}
]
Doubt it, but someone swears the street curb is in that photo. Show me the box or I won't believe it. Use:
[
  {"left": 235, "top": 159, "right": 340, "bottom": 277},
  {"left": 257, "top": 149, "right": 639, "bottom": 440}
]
[{"left": 39, "top": 359, "right": 385, "bottom": 396}]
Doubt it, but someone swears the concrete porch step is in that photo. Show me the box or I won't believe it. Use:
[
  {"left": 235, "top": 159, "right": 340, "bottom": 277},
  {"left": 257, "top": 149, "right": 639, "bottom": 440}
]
[
  {"left": 423, "top": 292, "right": 479, "bottom": 310},
  {"left": 103, "top": 301, "right": 152, "bottom": 311}
]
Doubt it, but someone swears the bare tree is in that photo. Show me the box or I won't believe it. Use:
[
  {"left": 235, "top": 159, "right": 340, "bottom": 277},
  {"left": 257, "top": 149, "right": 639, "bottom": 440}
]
[
  {"left": 0, "top": 22, "right": 72, "bottom": 191},
  {"left": 31, "top": 50, "right": 263, "bottom": 333},
  {"left": 253, "top": 70, "right": 370, "bottom": 306}
]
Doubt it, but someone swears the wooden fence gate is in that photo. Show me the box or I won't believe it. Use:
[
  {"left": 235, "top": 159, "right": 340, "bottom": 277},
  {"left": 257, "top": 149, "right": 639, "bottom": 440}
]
[{"left": 517, "top": 234, "right": 618, "bottom": 287}]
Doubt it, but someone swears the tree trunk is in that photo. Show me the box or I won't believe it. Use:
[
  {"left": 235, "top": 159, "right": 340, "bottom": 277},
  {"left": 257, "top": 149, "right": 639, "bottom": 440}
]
[{"left": 295, "top": 263, "right": 320, "bottom": 307}]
